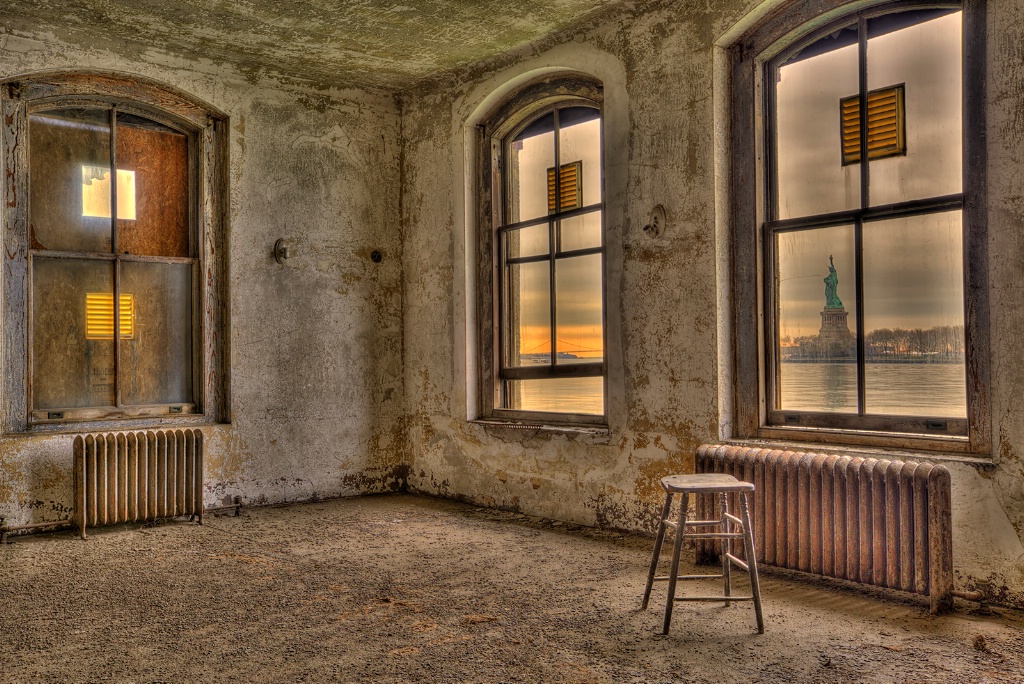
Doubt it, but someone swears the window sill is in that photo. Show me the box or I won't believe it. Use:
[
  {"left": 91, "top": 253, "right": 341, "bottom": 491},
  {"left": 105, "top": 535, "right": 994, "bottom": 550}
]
[
  {"left": 12, "top": 414, "right": 224, "bottom": 437},
  {"left": 729, "top": 434, "right": 995, "bottom": 469},
  {"left": 470, "top": 418, "right": 611, "bottom": 444}
]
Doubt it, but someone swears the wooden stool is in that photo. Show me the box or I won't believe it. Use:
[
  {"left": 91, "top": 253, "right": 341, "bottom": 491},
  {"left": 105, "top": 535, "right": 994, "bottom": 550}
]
[{"left": 641, "top": 473, "right": 764, "bottom": 634}]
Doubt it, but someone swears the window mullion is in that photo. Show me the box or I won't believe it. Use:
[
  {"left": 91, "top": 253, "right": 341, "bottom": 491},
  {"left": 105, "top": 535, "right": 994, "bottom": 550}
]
[
  {"left": 549, "top": 109, "right": 560, "bottom": 369},
  {"left": 766, "top": 194, "right": 964, "bottom": 232},
  {"left": 496, "top": 139, "right": 508, "bottom": 406},
  {"left": 855, "top": 17, "right": 869, "bottom": 416},
  {"left": 500, "top": 202, "right": 602, "bottom": 233},
  {"left": 110, "top": 107, "right": 123, "bottom": 410},
  {"left": 498, "top": 232, "right": 509, "bottom": 382}
]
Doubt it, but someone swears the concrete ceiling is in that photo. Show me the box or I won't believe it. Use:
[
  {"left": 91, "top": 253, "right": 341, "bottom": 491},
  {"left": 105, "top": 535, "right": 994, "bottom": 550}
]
[{"left": 4, "top": 0, "right": 622, "bottom": 92}]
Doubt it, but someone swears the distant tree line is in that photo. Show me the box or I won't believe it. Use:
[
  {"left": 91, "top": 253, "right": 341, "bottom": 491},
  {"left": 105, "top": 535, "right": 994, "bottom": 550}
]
[
  {"left": 865, "top": 325, "right": 964, "bottom": 360},
  {"left": 783, "top": 325, "right": 964, "bottom": 362}
]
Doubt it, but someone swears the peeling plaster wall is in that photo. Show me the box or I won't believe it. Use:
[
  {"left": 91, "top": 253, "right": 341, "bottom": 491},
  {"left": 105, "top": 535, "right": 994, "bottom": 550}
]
[
  {"left": 974, "top": 0, "right": 1024, "bottom": 607},
  {"left": 0, "top": 27, "right": 405, "bottom": 524},
  {"left": 3, "top": 0, "right": 1024, "bottom": 612},
  {"left": 401, "top": 1, "right": 755, "bottom": 531},
  {"left": 400, "top": 0, "right": 1024, "bottom": 608}
]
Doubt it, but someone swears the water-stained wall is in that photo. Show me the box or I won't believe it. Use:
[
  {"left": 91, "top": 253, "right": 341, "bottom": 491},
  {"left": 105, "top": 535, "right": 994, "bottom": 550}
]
[
  {"left": 401, "top": 0, "right": 766, "bottom": 531},
  {"left": 0, "top": 30, "right": 406, "bottom": 522},
  {"left": 400, "top": 0, "right": 1024, "bottom": 608}
]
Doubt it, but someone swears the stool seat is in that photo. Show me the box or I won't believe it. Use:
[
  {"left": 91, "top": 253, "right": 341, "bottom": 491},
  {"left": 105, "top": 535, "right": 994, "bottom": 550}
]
[
  {"left": 642, "top": 472, "right": 764, "bottom": 634},
  {"left": 661, "top": 473, "right": 755, "bottom": 494}
]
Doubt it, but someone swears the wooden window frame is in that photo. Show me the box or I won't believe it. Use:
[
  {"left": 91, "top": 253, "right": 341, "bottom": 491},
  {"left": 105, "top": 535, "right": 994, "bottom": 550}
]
[
  {"left": 1, "top": 72, "right": 229, "bottom": 433},
  {"left": 730, "top": 0, "right": 991, "bottom": 454},
  {"left": 477, "top": 75, "right": 608, "bottom": 426}
]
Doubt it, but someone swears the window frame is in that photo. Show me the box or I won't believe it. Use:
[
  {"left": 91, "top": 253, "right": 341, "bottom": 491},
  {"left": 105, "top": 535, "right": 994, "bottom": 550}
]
[
  {"left": 477, "top": 75, "right": 608, "bottom": 426},
  {"left": 1, "top": 72, "right": 229, "bottom": 433},
  {"left": 730, "top": 0, "right": 990, "bottom": 454}
]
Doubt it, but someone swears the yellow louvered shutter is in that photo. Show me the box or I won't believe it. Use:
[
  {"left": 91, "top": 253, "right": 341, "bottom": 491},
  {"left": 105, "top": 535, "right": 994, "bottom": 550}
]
[
  {"left": 86, "top": 293, "right": 135, "bottom": 340},
  {"left": 840, "top": 85, "right": 905, "bottom": 164},
  {"left": 546, "top": 161, "right": 583, "bottom": 213}
]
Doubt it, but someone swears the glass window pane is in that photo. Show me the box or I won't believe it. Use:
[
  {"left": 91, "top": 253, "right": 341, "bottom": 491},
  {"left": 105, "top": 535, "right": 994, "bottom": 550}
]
[
  {"left": 867, "top": 10, "right": 962, "bottom": 206},
  {"left": 505, "top": 223, "right": 549, "bottom": 260},
  {"left": 557, "top": 107, "right": 601, "bottom": 209},
  {"left": 506, "top": 261, "right": 550, "bottom": 367},
  {"left": 559, "top": 210, "right": 602, "bottom": 252},
  {"left": 120, "top": 262, "right": 193, "bottom": 406},
  {"left": 32, "top": 257, "right": 115, "bottom": 409},
  {"left": 505, "top": 377, "right": 604, "bottom": 415},
  {"left": 863, "top": 212, "right": 965, "bottom": 417},
  {"left": 29, "top": 109, "right": 113, "bottom": 253},
  {"left": 508, "top": 113, "right": 554, "bottom": 224},
  {"left": 555, "top": 254, "right": 603, "bottom": 364},
  {"left": 775, "top": 25, "right": 860, "bottom": 219},
  {"left": 116, "top": 115, "right": 190, "bottom": 257},
  {"left": 776, "top": 226, "right": 857, "bottom": 413}
]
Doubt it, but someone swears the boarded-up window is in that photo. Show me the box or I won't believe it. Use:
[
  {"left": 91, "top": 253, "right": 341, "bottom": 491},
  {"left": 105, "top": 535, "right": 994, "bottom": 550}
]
[
  {"left": 28, "top": 108, "right": 194, "bottom": 417},
  {"left": 841, "top": 85, "right": 906, "bottom": 164}
]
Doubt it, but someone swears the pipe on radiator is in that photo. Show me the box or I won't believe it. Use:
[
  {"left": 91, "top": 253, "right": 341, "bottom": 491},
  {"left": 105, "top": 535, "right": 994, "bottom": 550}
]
[
  {"left": 205, "top": 496, "right": 243, "bottom": 516},
  {"left": 0, "top": 518, "right": 73, "bottom": 543}
]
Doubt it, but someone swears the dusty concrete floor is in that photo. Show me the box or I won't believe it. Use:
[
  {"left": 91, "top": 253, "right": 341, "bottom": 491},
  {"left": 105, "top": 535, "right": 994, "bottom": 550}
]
[{"left": 0, "top": 494, "right": 1021, "bottom": 683}]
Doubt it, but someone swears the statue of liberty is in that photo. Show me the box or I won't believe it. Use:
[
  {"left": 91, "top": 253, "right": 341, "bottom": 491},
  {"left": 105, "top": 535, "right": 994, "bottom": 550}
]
[{"left": 824, "top": 255, "right": 843, "bottom": 309}]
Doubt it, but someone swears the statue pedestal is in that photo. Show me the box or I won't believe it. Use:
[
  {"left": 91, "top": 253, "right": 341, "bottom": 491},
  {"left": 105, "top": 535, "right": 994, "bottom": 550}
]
[{"left": 817, "top": 306, "right": 855, "bottom": 359}]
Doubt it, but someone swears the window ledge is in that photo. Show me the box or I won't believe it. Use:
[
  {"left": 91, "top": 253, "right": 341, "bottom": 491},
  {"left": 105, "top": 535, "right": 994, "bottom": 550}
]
[
  {"left": 725, "top": 437, "right": 995, "bottom": 469},
  {"left": 470, "top": 419, "right": 611, "bottom": 444},
  {"left": 11, "top": 415, "right": 226, "bottom": 437}
]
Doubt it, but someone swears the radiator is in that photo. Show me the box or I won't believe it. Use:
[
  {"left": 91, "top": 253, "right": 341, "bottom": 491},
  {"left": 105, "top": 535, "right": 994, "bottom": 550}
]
[
  {"left": 694, "top": 444, "right": 953, "bottom": 613},
  {"left": 73, "top": 429, "right": 204, "bottom": 539}
]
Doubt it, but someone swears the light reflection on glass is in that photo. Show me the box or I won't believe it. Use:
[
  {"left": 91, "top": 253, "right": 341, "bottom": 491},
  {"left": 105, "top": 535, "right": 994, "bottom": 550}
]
[
  {"left": 555, "top": 254, "right": 604, "bottom": 364},
  {"left": 559, "top": 211, "right": 602, "bottom": 252},
  {"left": 867, "top": 11, "right": 962, "bottom": 205},
  {"left": 507, "top": 261, "right": 551, "bottom": 367},
  {"left": 506, "top": 377, "right": 604, "bottom": 415},
  {"left": 863, "top": 212, "right": 965, "bottom": 417},
  {"left": 508, "top": 114, "right": 554, "bottom": 224},
  {"left": 775, "top": 26, "right": 860, "bottom": 218}
]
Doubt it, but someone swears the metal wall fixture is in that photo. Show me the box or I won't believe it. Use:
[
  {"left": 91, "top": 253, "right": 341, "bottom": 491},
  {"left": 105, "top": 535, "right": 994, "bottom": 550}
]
[
  {"left": 642, "top": 204, "right": 667, "bottom": 238},
  {"left": 273, "top": 238, "right": 289, "bottom": 263}
]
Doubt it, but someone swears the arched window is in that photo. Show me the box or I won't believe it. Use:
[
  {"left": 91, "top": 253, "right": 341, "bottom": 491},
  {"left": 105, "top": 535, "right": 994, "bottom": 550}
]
[
  {"left": 1, "top": 73, "right": 228, "bottom": 431},
  {"left": 731, "top": 1, "right": 989, "bottom": 452},
  {"left": 478, "top": 75, "right": 607, "bottom": 424}
]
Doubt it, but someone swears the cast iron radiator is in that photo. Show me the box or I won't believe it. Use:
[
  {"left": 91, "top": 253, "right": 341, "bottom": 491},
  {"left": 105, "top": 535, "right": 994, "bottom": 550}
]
[
  {"left": 73, "top": 429, "right": 204, "bottom": 539},
  {"left": 694, "top": 443, "right": 953, "bottom": 613}
]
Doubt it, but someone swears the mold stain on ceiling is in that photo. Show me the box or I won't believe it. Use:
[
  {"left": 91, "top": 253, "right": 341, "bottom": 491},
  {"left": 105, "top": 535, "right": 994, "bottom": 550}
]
[{"left": 3, "top": 0, "right": 624, "bottom": 91}]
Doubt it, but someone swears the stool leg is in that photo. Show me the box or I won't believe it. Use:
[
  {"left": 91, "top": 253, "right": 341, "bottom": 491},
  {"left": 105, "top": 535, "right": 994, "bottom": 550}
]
[
  {"left": 662, "top": 492, "right": 689, "bottom": 634},
  {"left": 740, "top": 492, "right": 765, "bottom": 634},
  {"left": 642, "top": 492, "right": 674, "bottom": 610},
  {"left": 720, "top": 492, "right": 732, "bottom": 606}
]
